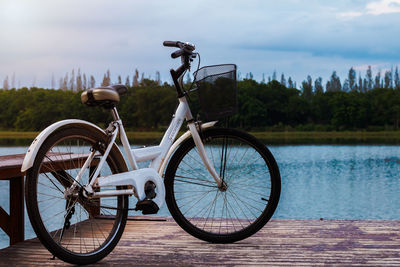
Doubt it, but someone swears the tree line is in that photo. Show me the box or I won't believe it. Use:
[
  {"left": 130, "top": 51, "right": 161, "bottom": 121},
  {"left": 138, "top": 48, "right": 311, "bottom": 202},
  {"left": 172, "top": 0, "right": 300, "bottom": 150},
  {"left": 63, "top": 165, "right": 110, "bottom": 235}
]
[
  {"left": 3, "top": 65, "right": 400, "bottom": 92},
  {"left": 0, "top": 74, "right": 399, "bottom": 132},
  {"left": 1, "top": 68, "right": 161, "bottom": 91}
]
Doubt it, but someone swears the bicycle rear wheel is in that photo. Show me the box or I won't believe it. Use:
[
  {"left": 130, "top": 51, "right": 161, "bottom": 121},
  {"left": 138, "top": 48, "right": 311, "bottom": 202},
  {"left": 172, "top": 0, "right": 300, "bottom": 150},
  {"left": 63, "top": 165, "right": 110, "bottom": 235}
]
[
  {"left": 25, "top": 127, "right": 128, "bottom": 265},
  {"left": 165, "top": 128, "right": 281, "bottom": 243}
]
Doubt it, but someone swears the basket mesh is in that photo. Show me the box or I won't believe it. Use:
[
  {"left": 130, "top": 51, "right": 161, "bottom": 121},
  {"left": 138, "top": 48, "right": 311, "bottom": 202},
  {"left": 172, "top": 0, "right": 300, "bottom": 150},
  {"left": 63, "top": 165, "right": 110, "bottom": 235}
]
[{"left": 193, "top": 64, "right": 237, "bottom": 121}]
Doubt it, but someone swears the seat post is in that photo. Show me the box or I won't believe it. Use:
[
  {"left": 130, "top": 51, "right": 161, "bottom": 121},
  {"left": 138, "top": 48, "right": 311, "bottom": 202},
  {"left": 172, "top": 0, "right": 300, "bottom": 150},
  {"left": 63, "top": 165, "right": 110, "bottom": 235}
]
[
  {"left": 111, "top": 107, "right": 121, "bottom": 121},
  {"left": 110, "top": 107, "right": 139, "bottom": 170}
]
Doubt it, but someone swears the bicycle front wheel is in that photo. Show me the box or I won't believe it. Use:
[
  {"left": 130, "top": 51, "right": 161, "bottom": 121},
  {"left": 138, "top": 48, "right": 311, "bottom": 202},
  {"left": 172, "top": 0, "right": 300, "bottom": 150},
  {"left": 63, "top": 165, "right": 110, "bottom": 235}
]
[
  {"left": 165, "top": 128, "right": 281, "bottom": 243},
  {"left": 25, "top": 127, "right": 128, "bottom": 265}
]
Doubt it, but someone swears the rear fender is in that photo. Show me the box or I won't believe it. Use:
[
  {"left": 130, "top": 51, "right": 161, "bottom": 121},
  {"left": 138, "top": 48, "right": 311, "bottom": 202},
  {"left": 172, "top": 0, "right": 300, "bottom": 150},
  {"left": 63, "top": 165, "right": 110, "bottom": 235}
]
[{"left": 21, "top": 119, "right": 126, "bottom": 172}]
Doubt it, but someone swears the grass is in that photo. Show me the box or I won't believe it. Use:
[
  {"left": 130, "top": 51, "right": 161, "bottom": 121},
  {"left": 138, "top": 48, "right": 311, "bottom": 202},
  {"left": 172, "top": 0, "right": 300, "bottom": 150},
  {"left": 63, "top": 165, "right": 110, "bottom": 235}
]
[
  {"left": 1, "top": 130, "right": 400, "bottom": 143},
  {"left": 0, "top": 131, "right": 39, "bottom": 139},
  {"left": 250, "top": 131, "right": 400, "bottom": 139}
]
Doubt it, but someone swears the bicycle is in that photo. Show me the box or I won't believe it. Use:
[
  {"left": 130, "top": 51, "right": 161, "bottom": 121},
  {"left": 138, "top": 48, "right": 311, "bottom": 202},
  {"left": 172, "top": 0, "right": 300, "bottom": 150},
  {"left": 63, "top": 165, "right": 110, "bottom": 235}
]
[{"left": 22, "top": 41, "right": 281, "bottom": 264}]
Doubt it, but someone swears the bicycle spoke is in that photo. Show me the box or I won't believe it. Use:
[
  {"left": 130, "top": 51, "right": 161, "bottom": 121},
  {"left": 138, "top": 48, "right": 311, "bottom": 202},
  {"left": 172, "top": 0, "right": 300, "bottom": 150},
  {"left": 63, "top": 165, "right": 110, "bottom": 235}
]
[
  {"left": 174, "top": 174, "right": 215, "bottom": 185},
  {"left": 180, "top": 189, "right": 215, "bottom": 215},
  {"left": 179, "top": 157, "right": 211, "bottom": 182},
  {"left": 175, "top": 178, "right": 218, "bottom": 188},
  {"left": 169, "top": 129, "right": 279, "bottom": 239},
  {"left": 202, "top": 190, "right": 220, "bottom": 230},
  {"left": 228, "top": 189, "right": 263, "bottom": 216},
  {"left": 175, "top": 189, "right": 215, "bottom": 201},
  {"left": 30, "top": 130, "right": 127, "bottom": 258}
]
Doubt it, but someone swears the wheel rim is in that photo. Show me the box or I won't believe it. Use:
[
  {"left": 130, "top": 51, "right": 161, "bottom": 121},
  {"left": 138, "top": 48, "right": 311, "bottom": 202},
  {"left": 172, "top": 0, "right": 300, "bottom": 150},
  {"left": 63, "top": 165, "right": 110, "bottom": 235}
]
[
  {"left": 172, "top": 133, "right": 273, "bottom": 236},
  {"left": 34, "top": 134, "right": 125, "bottom": 255}
]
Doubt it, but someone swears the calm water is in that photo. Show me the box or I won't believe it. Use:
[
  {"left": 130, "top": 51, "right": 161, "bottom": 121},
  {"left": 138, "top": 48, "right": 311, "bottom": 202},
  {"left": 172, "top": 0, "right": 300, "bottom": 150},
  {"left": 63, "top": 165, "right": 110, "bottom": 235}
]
[{"left": 0, "top": 144, "right": 399, "bottom": 248}]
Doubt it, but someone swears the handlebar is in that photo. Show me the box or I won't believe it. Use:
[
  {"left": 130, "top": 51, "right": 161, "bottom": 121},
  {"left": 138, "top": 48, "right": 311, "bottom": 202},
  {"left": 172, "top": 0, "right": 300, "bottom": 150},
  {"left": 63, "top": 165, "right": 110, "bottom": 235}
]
[
  {"left": 171, "top": 49, "right": 185, "bottom": 59},
  {"left": 163, "top": 40, "right": 195, "bottom": 59},
  {"left": 163, "top": 40, "right": 196, "bottom": 97},
  {"left": 163, "top": 41, "right": 183, "bottom": 48}
]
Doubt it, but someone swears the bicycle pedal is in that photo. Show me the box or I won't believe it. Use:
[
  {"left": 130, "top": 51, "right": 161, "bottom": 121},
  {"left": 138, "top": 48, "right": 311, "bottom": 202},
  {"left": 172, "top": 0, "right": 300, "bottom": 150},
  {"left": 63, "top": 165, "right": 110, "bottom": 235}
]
[{"left": 134, "top": 199, "right": 159, "bottom": 215}]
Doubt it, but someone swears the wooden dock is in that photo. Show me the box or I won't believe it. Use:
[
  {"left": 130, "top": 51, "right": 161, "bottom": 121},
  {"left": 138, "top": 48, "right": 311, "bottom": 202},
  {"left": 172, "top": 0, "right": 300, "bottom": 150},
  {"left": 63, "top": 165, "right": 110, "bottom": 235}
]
[{"left": 0, "top": 217, "right": 399, "bottom": 266}]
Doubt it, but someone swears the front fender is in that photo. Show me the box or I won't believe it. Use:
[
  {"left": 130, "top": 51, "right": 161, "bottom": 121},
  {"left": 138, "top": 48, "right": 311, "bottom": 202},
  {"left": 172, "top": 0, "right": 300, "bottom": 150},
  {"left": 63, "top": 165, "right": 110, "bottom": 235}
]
[
  {"left": 158, "top": 121, "right": 217, "bottom": 176},
  {"left": 21, "top": 119, "right": 112, "bottom": 172}
]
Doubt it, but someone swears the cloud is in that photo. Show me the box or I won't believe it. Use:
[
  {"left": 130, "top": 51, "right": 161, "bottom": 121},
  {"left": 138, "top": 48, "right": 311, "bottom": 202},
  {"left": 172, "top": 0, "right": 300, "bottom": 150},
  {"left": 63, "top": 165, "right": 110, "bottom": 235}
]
[
  {"left": 366, "top": 0, "right": 400, "bottom": 15},
  {"left": 337, "top": 0, "right": 400, "bottom": 19},
  {"left": 337, "top": 11, "right": 363, "bottom": 20}
]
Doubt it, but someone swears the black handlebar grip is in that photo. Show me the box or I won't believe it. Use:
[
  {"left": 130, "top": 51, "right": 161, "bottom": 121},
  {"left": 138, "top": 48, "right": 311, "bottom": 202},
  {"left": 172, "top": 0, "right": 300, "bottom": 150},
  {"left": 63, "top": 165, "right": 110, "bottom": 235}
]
[
  {"left": 163, "top": 41, "right": 180, "bottom": 48},
  {"left": 171, "top": 49, "right": 185, "bottom": 58}
]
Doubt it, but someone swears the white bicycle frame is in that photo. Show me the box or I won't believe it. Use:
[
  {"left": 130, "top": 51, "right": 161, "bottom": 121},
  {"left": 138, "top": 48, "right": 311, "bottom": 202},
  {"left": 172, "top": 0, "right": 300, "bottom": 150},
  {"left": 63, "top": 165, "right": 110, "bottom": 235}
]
[{"left": 72, "top": 96, "right": 222, "bottom": 209}]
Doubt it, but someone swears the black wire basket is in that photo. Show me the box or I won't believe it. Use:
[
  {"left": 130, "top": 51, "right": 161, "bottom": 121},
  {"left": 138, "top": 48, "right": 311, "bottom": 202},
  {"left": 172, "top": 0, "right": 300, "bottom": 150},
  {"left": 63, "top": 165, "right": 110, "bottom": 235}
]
[{"left": 193, "top": 64, "right": 237, "bottom": 121}]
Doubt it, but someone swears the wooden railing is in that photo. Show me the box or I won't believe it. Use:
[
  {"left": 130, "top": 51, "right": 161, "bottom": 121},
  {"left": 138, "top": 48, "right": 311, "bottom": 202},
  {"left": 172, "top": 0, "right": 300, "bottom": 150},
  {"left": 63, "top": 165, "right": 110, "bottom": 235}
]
[
  {"left": 0, "top": 154, "right": 26, "bottom": 246},
  {"left": 0, "top": 153, "right": 99, "bottom": 246}
]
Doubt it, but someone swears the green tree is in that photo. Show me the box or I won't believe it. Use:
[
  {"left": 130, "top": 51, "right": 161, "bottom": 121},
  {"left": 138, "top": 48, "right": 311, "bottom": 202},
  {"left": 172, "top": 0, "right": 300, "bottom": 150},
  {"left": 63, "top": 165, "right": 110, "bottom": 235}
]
[
  {"left": 358, "top": 73, "right": 363, "bottom": 92},
  {"left": 393, "top": 66, "right": 400, "bottom": 89},
  {"left": 69, "top": 69, "right": 75, "bottom": 91},
  {"left": 326, "top": 71, "right": 341, "bottom": 92},
  {"left": 125, "top": 76, "right": 130, "bottom": 87},
  {"left": 301, "top": 75, "right": 313, "bottom": 101},
  {"left": 384, "top": 69, "right": 393, "bottom": 89},
  {"left": 343, "top": 79, "right": 350, "bottom": 92},
  {"left": 76, "top": 69, "right": 83, "bottom": 91},
  {"left": 287, "top": 77, "right": 295, "bottom": 88},
  {"left": 394, "top": 66, "right": 400, "bottom": 89},
  {"left": 62, "top": 72, "right": 68, "bottom": 91},
  {"left": 314, "top": 77, "right": 323, "bottom": 93},
  {"left": 366, "top": 66, "right": 373, "bottom": 91},
  {"left": 261, "top": 73, "right": 266, "bottom": 84},
  {"left": 3, "top": 76, "right": 9, "bottom": 90},
  {"left": 83, "top": 73, "right": 87, "bottom": 90},
  {"left": 348, "top": 67, "right": 356, "bottom": 91},
  {"left": 133, "top": 69, "right": 139, "bottom": 87},
  {"left": 90, "top": 75, "right": 96, "bottom": 88},
  {"left": 155, "top": 71, "right": 161, "bottom": 85},
  {"left": 374, "top": 71, "right": 381, "bottom": 89},
  {"left": 101, "top": 70, "right": 111, "bottom": 86},
  {"left": 280, "top": 73, "right": 286, "bottom": 87},
  {"left": 272, "top": 71, "right": 277, "bottom": 81}
]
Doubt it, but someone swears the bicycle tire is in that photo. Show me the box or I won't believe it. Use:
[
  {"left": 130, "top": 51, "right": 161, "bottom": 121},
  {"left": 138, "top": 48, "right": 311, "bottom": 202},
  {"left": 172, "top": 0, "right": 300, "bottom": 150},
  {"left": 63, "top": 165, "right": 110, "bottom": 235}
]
[
  {"left": 25, "top": 127, "right": 128, "bottom": 265},
  {"left": 165, "top": 128, "right": 281, "bottom": 243}
]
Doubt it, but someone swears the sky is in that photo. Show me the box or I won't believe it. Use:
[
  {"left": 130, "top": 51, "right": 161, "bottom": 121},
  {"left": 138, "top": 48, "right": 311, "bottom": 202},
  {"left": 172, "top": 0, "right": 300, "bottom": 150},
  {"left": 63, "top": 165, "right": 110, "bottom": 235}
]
[{"left": 1, "top": 0, "right": 400, "bottom": 88}]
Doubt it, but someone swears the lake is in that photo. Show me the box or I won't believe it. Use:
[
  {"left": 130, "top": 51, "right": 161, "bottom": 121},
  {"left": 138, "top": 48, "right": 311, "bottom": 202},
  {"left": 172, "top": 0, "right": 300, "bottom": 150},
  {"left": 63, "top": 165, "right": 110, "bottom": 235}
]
[{"left": 0, "top": 144, "right": 399, "bottom": 249}]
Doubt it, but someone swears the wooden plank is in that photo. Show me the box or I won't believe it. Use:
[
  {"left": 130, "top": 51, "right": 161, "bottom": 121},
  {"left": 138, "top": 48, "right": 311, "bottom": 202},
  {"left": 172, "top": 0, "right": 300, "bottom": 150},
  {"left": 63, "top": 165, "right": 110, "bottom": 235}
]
[
  {"left": 0, "top": 154, "right": 26, "bottom": 180},
  {"left": 0, "top": 154, "right": 26, "bottom": 170},
  {"left": 0, "top": 219, "right": 399, "bottom": 266},
  {"left": 9, "top": 177, "right": 24, "bottom": 245},
  {"left": 0, "top": 153, "right": 100, "bottom": 180}
]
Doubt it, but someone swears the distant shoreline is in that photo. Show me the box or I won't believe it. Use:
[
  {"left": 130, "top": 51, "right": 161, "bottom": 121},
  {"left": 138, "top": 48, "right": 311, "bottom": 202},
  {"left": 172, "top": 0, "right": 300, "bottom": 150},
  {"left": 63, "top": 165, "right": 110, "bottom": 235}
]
[{"left": 1, "top": 131, "right": 400, "bottom": 144}]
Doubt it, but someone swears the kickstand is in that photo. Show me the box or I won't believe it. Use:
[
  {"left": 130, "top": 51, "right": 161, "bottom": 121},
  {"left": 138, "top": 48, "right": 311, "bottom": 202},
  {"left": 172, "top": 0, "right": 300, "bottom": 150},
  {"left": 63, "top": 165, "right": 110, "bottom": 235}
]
[{"left": 51, "top": 254, "right": 56, "bottom": 260}]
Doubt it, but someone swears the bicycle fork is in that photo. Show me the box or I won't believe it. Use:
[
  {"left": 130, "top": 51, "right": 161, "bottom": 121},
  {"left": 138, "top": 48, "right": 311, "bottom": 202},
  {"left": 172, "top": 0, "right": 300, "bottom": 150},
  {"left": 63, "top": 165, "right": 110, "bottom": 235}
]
[{"left": 187, "top": 121, "right": 225, "bottom": 189}]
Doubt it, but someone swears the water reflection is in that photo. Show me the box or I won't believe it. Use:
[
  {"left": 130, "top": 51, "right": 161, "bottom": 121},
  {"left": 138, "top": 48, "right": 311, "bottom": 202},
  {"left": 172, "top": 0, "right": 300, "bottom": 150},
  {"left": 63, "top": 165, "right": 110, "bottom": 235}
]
[{"left": 270, "top": 145, "right": 400, "bottom": 220}]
